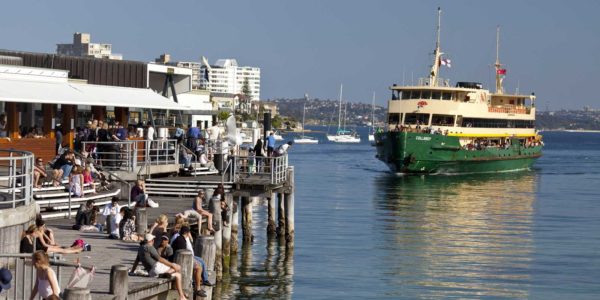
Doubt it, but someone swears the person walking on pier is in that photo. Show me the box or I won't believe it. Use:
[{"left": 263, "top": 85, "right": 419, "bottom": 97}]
[
  {"left": 267, "top": 132, "right": 276, "bottom": 157},
  {"left": 131, "top": 234, "right": 188, "bottom": 300},
  {"left": 30, "top": 251, "right": 60, "bottom": 300}
]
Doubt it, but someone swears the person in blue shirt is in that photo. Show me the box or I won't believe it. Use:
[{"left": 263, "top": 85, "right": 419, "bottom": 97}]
[
  {"left": 174, "top": 124, "right": 185, "bottom": 144},
  {"left": 187, "top": 123, "right": 201, "bottom": 153},
  {"left": 266, "top": 132, "right": 276, "bottom": 157}
]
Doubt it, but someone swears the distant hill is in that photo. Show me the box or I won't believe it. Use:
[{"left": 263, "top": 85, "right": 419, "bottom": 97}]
[
  {"left": 537, "top": 110, "right": 600, "bottom": 130},
  {"left": 266, "top": 98, "right": 386, "bottom": 126}
]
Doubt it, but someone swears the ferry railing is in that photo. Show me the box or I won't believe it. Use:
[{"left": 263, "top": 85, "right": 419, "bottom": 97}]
[
  {"left": 0, "top": 252, "right": 63, "bottom": 300},
  {"left": 418, "top": 77, "right": 450, "bottom": 87},
  {"left": 0, "top": 150, "right": 34, "bottom": 209},
  {"left": 232, "top": 154, "right": 288, "bottom": 185}
]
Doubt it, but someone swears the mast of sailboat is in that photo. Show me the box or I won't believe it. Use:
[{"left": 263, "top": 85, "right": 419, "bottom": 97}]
[
  {"left": 429, "top": 7, "right": 442, "bottom": 87},
  {"left": 495, "top": 26, "right": 505, "bottom": 94},
  {"left": 302, "top": 93, "right": 308, "bottom": 138},
  {"left": 343, "top": 101, "right": 347, "bottom": 132},
  {"left": 337, "top": 84, "right": 343, "bottom": 134},
  {"left": 371, "top": 91, "right": 376, "bottom": 133}
]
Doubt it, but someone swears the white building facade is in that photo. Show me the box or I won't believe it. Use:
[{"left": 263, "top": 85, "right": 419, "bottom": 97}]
[
  {"left": 57, "top": 32, "right": 123, "bottom": 60},
  {"left": 176, "top": 62, "right": 202, "bottom": 90},
  {"left": 200, "top": 59, "right": 260, "bottom": 101}
]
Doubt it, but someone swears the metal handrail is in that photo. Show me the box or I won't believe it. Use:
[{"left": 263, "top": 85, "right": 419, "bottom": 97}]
[
  {"left": 0, "top": 149, "right": 34, "bottom": 209},
  {"left": 0, "top": 252, "right": 63, "bottom": 300},
  {"left": 232, "top": 154, "right": 288, "bottom": 185},
  {"left": 104, "top": 169, "right": 132, "bottom": 206}
]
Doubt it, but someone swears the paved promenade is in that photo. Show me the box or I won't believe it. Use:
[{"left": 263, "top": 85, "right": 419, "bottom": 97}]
[{"left": 45, "top": 196, "right": 196, "bottom": 298}]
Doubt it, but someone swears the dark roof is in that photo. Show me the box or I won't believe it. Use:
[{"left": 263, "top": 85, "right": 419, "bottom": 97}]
[{"left": 0, "top": 49, "right": 147, "bottom": 88}]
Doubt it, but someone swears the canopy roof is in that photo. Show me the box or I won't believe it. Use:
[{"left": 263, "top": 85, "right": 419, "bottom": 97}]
[{"left": 0, "top": 65, "right": 190, "bottom": 110}]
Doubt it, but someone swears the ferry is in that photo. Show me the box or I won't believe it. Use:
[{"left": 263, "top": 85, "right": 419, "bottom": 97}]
[{"left": 374, "top": 8, "right": 543, "bottom": 174}]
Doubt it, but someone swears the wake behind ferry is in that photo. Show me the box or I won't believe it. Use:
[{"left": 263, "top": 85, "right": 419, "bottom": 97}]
[{"left": 374, "top": 8, "right": 543, "bottom": 174}]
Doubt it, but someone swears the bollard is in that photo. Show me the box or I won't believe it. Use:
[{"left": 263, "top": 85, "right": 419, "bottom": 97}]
[
  {"left": 209, "top": 197, "right": 222, "bottom": 281},
  {"left": 285, "top": 167, "right": 295, "bottom": 248},
  {"left": 267, "top": 191, "right": 277, "bottom": 235},
  {"left": 174, "top": 250, "right": 194, "bottom": 296},
  {"left": 241, "top": 197, "right": 253, "bottom": 242},
  {"left": 63, "top": 287, "right": 91, "bottom": 300},
  {"left": 222, "top": 193, "right": 233, "bottom": 271},
  {"left": 135, "top": 208, "right": 147, "bottom": 234},
  {"left": 231, "top": 196, "right": 240, "bottom": 254},
  {"left": 109, "top": 265, "right": 129, "bottom": 300},
  {"left": 195, "top": 235, "right": 216, "bottom": 271},
  {"left": 277, "top": 193, "right": 286, "bottom": 237}
]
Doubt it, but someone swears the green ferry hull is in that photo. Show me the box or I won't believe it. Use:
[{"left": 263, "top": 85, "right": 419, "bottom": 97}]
[{"left": 374, "top": 132, "right": 542, "bottom": 174}]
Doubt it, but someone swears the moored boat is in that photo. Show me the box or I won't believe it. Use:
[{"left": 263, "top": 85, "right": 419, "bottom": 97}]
[{"left": 374, "top": 8, "right": 543, "bottom": 174}]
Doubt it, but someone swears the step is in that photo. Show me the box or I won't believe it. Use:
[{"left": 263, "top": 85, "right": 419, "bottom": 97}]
[
  {"left": 33, "top": 182, "right": 99, "bottom": 193},
  {"left": 144, "top": 183, "right": 232, "bottom": 189},
  {"left": 34, "top": 187, "right": 98, "bottom": 199},
  {"left": 36, "top": 189, "right": 121, "bottom": 206}
]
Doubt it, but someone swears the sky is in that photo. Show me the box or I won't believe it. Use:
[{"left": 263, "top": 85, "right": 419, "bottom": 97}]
[{"left": 1, "top": 0, "right": 599, "bottom": 110}]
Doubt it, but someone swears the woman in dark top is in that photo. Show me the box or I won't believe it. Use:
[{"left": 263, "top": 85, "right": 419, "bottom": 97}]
[{"left": 20, "top": 225, "right": 47, "bottom": 253}]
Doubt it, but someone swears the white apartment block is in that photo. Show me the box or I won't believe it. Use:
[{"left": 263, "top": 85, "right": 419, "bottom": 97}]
[
  {"left": 176, "top": 62, "right": 202, "bottom": 90},
  {"left": 200, "top": 58, "right": 260, "bottom": 101},
  {"left": 57, "top": 32, "right": 123, "bottom": 60}
]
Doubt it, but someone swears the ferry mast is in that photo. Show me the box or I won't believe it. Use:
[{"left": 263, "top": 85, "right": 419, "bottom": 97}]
[
  {"left": 495, "top": 26, "right": 505, "bottom": 94},
  {"left": 429, "top": 7, "right": 443, "bottom": 87}
]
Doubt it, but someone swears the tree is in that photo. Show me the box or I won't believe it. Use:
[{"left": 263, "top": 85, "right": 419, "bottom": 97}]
[
  {"left": 242, "top": 77, "right": 252, "bottom": 100},
  {"left": 272, "top": 115, "right": 283, "bottom": 129},
  {"left": 218, "top": 111, "right": 230, "bottom": 121}
]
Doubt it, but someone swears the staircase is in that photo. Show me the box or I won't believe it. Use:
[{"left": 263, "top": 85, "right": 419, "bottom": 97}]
[
  {"left": 144, "top": 178, "right": 232, "bottom": 197},
  {"left": 36, "top": 180, "right": 121, "bottom": 219},
  {"left": 181, "top": 163, "right": 220, "bottom": 177}
]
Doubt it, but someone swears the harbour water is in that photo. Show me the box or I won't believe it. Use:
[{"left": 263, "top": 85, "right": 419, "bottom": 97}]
[{"left": 219, "top": 128, "right": 600, "bottom": 299}]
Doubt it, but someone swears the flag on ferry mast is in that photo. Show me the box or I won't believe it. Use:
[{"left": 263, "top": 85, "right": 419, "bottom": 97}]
[
  {"left": 497, "top": 68, "right": 507, "bottom": 75},
  {"left": 440, "top": 58, "right": 451, "bottom": 68}
]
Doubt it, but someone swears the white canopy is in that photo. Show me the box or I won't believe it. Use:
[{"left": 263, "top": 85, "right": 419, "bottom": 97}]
[{"left": 0, "top": 76, "right": 190, "bottom": 110}]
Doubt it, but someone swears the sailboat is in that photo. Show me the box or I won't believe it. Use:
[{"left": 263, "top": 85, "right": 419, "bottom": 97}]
[
  {"left": 294, "top": 95, "right": 319, "bottom": 144},
  {"left": 368, "top": 92, "right": 376, "bottom": 142},
  {"left": 326, "top": 84, "right": 361, "bottom": 143}
]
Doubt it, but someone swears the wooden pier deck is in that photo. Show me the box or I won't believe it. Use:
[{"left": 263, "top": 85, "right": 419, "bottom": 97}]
[{"left": 44, "top": 196, "right": 211, "bottom": 299}]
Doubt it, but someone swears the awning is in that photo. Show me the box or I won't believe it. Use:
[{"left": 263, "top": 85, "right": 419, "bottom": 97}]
[{"left": 0, "top": 77, "right": 191, "bottom": 110}]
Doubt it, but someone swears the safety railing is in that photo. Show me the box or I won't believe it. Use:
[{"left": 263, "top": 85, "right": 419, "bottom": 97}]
[
  {"left": 82, "top": 139, "right": 179, "bottom": 172},
  {"left": 0, "top": 252, "right": 63, "bottom": 300},
  {"left": 232, "top": 154, "right": 288, "bottom": 185},
  {"left": 0, "top": 150, "right": 34, "bottom": 209}
]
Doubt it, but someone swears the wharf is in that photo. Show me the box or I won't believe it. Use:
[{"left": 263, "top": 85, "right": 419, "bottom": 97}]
[{"left": 44, "top": 196, "right": 209, "bottom": 299}]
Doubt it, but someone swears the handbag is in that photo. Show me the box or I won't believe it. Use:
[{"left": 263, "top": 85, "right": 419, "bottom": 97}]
[{"left": 67, "top": 265, "right": 96, "bottom": 289}]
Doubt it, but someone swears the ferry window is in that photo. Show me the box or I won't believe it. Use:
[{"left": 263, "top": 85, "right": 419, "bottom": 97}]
[
  {"left": 410, "top": 90, "right": 421, "bottom": 99},
  {"left": 404, "top": 113, "right": 430, "bottom": 125},
  {"left": 461, "top": 118, "right": 535, "bottom": 128},
  {"left": 421, "top": 90, "right": 431, "bottom": 99},
  {"left": 401, "top": 91, "right": 411, "bottom": 100},
  {"left": 431, "top": 91, "right": 441, "bottom": 100},
  {"left": 388, "top": 113, "right": 401, "bottom": 125},
  {"left": 442, "top": 92, "right": 452, "bottom": 100},
  {"left": 392, "top": 90, "right": 400, "bottom": 100},
  {"left": 431, "top": 114, "right": 455, "bottom": 126}
]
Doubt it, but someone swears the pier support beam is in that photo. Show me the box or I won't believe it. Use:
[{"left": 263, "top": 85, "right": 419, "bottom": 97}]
[
  {"left": 241, "top": 196, "right": 253, "bottom": 242},
  {"left": 63, "top": 287, "right": 90, "bottom": 300},
  {"left": 277, "top": 193, "right": 286, "bottom": 237},
  {"left": 109, "top": 265, "right": 129, "bottom": 300},
  {"left": 42, "top": 104, "right": 56, "bottom": 138},
  {"left": 209, "top": 195, "right": 222, "bottom": 281},
  {"left": 231, "top": 196, "right": 239, "bottom": 254},
  {"left": 267, "top": 192, "right": 277, "bottom": 235},
  {"left": 195, "top": 236, "right": 216, "bottom": 271},
  {"left": 222, "top": 193, "right": 233, "bottom": 271},
  {"left": 285, "top": 167, "right": 295, "bottom": 248},
  {"left": 174, "top": 250, "right": 194, "bottom": 296},
  {"left": 135, "top": 208, "right": 147, "bottom": 234}
]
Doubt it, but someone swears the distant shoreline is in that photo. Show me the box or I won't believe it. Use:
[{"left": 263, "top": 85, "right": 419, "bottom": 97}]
[{"left": 541, "top": 129, "right": 600, "bottom": 133}]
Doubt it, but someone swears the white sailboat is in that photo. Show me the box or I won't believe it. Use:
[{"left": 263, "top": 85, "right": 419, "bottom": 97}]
[
  {"left": 294, "top": 94, "right": 319, "bottom": 144},
  {"left": 368, "top": 91, "right": 376, "bottom": 142},
  {"left": 326, "top": 84, "right": 361, "bottom": 143}
]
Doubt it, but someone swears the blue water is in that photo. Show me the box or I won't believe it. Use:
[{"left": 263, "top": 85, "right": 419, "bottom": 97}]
[{"left": 219, "top": 128, "right": 600, "bottom": 299}]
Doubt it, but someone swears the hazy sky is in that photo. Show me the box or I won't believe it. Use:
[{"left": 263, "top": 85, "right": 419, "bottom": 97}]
[{"left": 1, "top": 0, "right": 598, "bottom": 109}]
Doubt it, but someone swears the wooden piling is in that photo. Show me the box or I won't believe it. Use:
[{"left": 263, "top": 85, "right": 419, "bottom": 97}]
[
  {"left": 267, "top": 191, "right": 277, "bottom": 235},
  {"left": 174, "top": 249, "right": 194, "bottom": 296},
  {"left": 210, "top": 195, "right": 223, "bottom": 281},
  {"left": 241, "top": 197, "right": 253, "bottom": 242},
  {"left": 222, "top": 193, "right": 233, "bottom": 271},
  {"left": 135, "top": 208, "right": 147, "bottom": 234},
  {"left": 277, "top": 193, "right": 286, "bottom": 237},
  {"left": 195, "top": 235, "right": 216, "bottom": 271},
  {"left": 285, "top": 167, "right": 295, "bottom": 247},
  {"left": 109, "top": 264, "right": 129, "bottom": 300},
  {"left": 63, "top": 287, "right": 91, "bottom": 300},
  {"left": 230, "top": 196, "right": 239, "bottom": 254}
]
